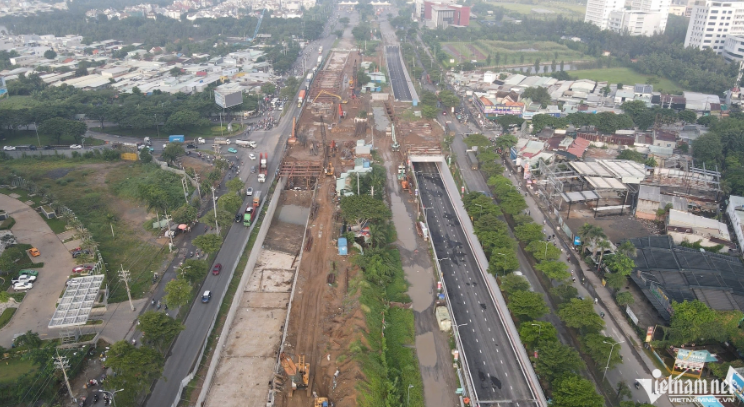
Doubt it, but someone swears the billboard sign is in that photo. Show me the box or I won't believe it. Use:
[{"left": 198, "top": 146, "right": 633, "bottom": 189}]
[{"left": 215, "top": 90, "right": 243, "bottom": 109}]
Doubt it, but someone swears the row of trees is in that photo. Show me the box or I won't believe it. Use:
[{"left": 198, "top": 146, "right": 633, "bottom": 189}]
[{"left": 691, "top": 113, "right": 744, "bottom": 196}]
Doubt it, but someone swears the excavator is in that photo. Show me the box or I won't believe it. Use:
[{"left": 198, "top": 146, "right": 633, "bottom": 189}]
[
  {"left": 314, "top": 396, "right": 329, "bottom": 407},
  {"left": 313, "top": 89, "right": 348, "bottom": 104},
  {"left": 280, "top": 352, "right": 311, "bottom": 397}
]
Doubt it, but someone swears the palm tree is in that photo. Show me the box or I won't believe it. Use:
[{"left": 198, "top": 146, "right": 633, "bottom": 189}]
[
  {"left": 617, "top": 240, "right": 637, "bottom": 258},
  {"left": 596, "top": 239, "right": 612, "bottom": 270}
]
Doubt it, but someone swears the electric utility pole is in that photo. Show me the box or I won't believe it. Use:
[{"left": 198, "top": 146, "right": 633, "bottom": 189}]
[
  {"left": 54, "top": 350, "right": 75, "bottom": 402},
  {"left": 119, "top": 266, "right": 134, "bottom": 311},
  {"left": 211, "top": 186, "right": 220, "bottom": 235}
]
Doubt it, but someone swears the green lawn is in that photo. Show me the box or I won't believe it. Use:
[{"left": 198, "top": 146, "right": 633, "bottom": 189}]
[
  {"left": 571, "top": 67, "right": 685, "bottom": 94},
  {"left": 93, "top": 123, "right": 245, "bottom": 139},
  {"left": 0, "top": 130, "right": 104, "bottom": 147},
  {"left": 0, "top": 95, "right": 42, "bottom": 110},
  {"left": 0, "top": 308, "right": 16, "bottom": 330},
  {"left": 495, "top": 2, "right": 585, "bottom": 18},
  {"left": 0, "top": 357, "right": 35, "bottom": 383},
  {"left": 443, "top": 40, "right": 591, "bottom": 64}
]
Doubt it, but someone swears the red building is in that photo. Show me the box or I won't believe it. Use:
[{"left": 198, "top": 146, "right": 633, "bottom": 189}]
[{"left": 421, "top": 1, "right": 470, "bottom": 27}]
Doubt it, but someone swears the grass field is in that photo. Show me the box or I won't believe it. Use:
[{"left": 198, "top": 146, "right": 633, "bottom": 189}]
[
  {"left": 0, "top": 308, "right": 16, "bottom": 330},
  {"left": 0, "top": 95, "right": 41, "bottom": 110},
  {"left": 94, "top": 123, "right": 245, "bottom": 139},
  {"left": 0, "top": 357, "right": 35, "bottom": 383},
  {"left": 1, "top": 130, "right": 105, "bottom": 148},
  {"left": 494, "top": 2, "right": 585, "bottom": 18},
  {"left": 571, "top": 67, "right": 685, "bottom": 93},
  {"left": 442, "top": 40, "right": 591, "bottom": 64}
]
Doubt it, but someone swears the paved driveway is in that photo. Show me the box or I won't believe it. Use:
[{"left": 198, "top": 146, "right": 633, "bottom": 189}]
[{"left": 0, "top": 194, "right": 77, "bottom": 346}]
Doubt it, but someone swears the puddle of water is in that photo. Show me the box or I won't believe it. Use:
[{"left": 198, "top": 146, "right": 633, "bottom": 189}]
[
  {"left": 277, "top": 204, "right": 310, "bottom": 225},
  {"left": 389, "top": 192, "right": 417, "bottom": 251},
  {"left": 372, "top": 106, "right": 390, "bottom": 132},
  {"left": 404, "top": 265, "right": 434, "bottom": 312},
  {"left": 415, "top": 332, "right": 437, "bottom": 367}
]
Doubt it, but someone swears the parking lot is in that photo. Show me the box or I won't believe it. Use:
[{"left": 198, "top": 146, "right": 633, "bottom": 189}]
[{"left": 0, "top": 193, "right": 78, "bottom": 346}]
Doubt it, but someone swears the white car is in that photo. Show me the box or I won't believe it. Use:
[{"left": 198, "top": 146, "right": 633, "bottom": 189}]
[
  {"left": 246, "top": 187, "right": 254, "bottom": 196},
  {"left": 3, "top": 146, "right": 15, "bottom": 151},
  {"left": 70, "top": 144, "right": 83, "bottom": 149},
  {"left": 249, "top": 153, "right": 257, "bottom": 160},
  {"left": 197, "top": 137, "right": 206, "bottom": 144},
  {"left": 13, "top": 282, "right": 33, "bottom": 291},
  {"left": 12, "top": 275, "right": 36, "bottom": 285}
]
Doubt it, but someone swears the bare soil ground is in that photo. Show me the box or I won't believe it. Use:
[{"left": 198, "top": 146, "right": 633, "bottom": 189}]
[
  {"left": 584, "top": 146, "right": 620, "bottom": 160},
  {"left": 276, "top": 179, "right": 364, "bottom": 407}
]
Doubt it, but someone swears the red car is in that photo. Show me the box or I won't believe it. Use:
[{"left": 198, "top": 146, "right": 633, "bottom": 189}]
[
  {"left": 72, "top": 265, "right": 94, "bottom": 273},
  {"left": 212, "top": 263, "right": 222, "bottom": 275}
]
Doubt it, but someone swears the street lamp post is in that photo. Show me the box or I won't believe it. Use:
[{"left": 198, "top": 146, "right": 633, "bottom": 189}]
[
  {"left": 407, "top": 384, "right": 414, "bottom": 405},
  {"left": 530, "top": 323, "right": 542, "bottom": 337},
  {"left": 474, "top": 203, "right": 483, "bottom": 218},
  {"left": 99, "top": 389, "right": 124, "bottom": 407},
  {"left": 602, "top": 340, "right": 625, "bottom": 381}
]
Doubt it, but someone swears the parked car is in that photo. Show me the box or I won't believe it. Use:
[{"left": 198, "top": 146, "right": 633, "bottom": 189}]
[
  {"left": 249, "top": 153, "right": 256, "bottom": 160},
  {"left": 251, "top": 166, "right": 256, "bottom": 174},
  {"left": 12, "top": 275, "right": 36, "bottom": 284},
  {"left": 70, "top": 144, "right": 82, "bottom": 149},
  {"left": 29, "top": 145, "right": 37, "bottom": 150},
  {"left": 212, "top": 263, "right": 222, "bottom": 275},
  {"left": 27, "top": 247, "right": 40, "bottom": 257},
  {"left": 186, "top": 144, "right": 196, "bottom": 149},
  {"left": 201, "top": 290, "right": 212, "bottom": 303},
  {"left": 13, "top": 282, "right": 33, "bottom": 291},
  {"left": 43, "top": 145, "right": 53, "bottom": 150},
  {"left": 235, "top": 213, "right": 242, "bottom": 223},
  {"left": 72, "top": 265, "right": 94, "bottom": 273},
  {"left": 3, "top": 146, "right": 15, "bottom": 151},
  {"left": 246, "top": 187, "right": 254, "bottom": 196},
  {"left": 19, "top": 269, "right": 38, "bottom": 277}
]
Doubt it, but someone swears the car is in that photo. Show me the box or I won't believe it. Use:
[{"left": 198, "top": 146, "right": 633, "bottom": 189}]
[
  {"left": 43, "top": 145, "right": 53, "bottom": 150},
  {"left": 441, "top": 111, "right": 447, "bottom": 115},
  {"left": 227, "top": 148, "right": 238, "bottom": 153},
  {"left": 197, "top": 137, "right": 206, "bottom": 144},
  {"left": 70, "top": 144, "right": 83, "bottom": 149},
  {"left": 19, "top": 269, "right": 38, "bottom": 277},
  {"left": 248, "top": 153, "right": 257, "bottom": 160},
  {"left": 186, "top": 144, "right": 196, "bottom": 149},
  {"left": 3, "top": 146, "right": 15, "bottom": 151},
  {"left": 27, "top": 247, "right": 40, "bottom": 257},
  {"left": 13, "top": 282, "right": 33, "bottom": 291},
  {"left": 201, "top": 290, "right": 212, "bottom": 303},
  {"left": 12, "top": 275, "right": 36, "bottom": 284},
  {"left": 251, "top": 166, "right": 256, "bottom": 174},
  {"left": 72, "top": 265, "right": 94, "bottom": 273},
  {"left": 246, "top": 187, "right": 254, "bottom": 196},
  {"left": 212, "top": 263, "right": 222, "bottom": 275},
  {"left": 29, "top": 145, "right": 37, "bottom": 151}
]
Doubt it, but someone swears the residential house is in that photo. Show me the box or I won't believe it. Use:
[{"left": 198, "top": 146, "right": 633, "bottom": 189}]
[
  {"left": 635, "top": 185, "right": 688, "bottom": 220},
  {"left": 666, "top": 209, "right": 735, "bottom": 252},
  {"left": 726, "top": 195, "right": 744, "bottom": 253}
]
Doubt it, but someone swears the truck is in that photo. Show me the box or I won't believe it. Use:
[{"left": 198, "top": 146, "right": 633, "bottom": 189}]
[
  {"left": 259, "top": 153, "right": 268, "bottom": 174},
  {"left": 297, "top": 89, "right": 306, "bottom": 107},
  {"left": 214, "top": 137, "right": 231, "bottom": 145},
  {"left": 243, "top": 207, "right": 254, "bottom": 227},
  {"left": 235, "top": 140, "right": 257, "bottom": 148},
  {"left": 252, "top": 191, "right": 262, "bottom": 208},
  {"left": 169, "top": 135, "right": 185, "bottom": 143},
  {"left": 306, "top": 72, "right": 313, "bottom": 81},
  {"left": 257, "top": 173, "right": 266, "bottom": 183},
  {"left": 318, "top": 46, "right": 323, "bottom": 54},
  {"left": 466, "top": 150, "right": 479, "bottom": 170},
  {"left": 317, "top": 55, "right": 323, "bottom": 66}
]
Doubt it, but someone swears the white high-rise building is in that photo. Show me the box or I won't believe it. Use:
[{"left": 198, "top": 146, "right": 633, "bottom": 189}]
[
  {"left": 585, "top": 0, "right": 625, "bottom": 29},
  {"left": 684, "top": 0, "right": 744, "bottom": 54},
  {"left": 586, "top": 0, "right": 670, "bottom": 34}
]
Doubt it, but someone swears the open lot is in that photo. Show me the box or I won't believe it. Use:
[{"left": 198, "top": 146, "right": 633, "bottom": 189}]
[
  {"left": 571, "top": 67, "right": 685, "bottom": 93},
  {"left": 443, "top": 40, "right": 590, "bottom": 64}
]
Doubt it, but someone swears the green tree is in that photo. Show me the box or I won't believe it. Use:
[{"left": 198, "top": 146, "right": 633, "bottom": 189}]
[
  {"left": 161, "top": 142, "right": 185, "bottom": 164},
  {"left": 172, "top": 204, "right": 197, "bottom": 224},
  {"left": 495, "top": 133, "right": 518, "bottom": 151},
  {"left": 518, "top": 321, "right": 558, "bottom": 349},
  {"left": 181, "top": 259, "right": 209, "bottom": 283},
  {"left": 14, "top": 331, "right": 42, "bottom": 348},
  {"left": 226, "top": 177, "right": 244, "bottom": 193},
  {"left": 535, "top": 260, "right": 570, "bottom": 282},
  {"left": 261, "top": 83, "right": 276, "bottom": 96},
  {"left": 525, "top": 240, "right": 561, "bottom": 261},
  {"left": 463, "top": 133, "right": 491, "bottom": 149},
  {"left": 138, "top": 311, "right": 184, "bottom": 351},
  {"left": 139, "top": 147, "right": 153, "bottom": 163},
  {"left": 507, "top": 290, "right": 548, "bottom": 320},
  {"left": 616, "top": 291, "right": 634, "bottom": 306},
  {"left": 218, "top": 193, "right": 242, "bottom": 215},
  {"left": 605, "top": 253, "right": 635, "bottom": 276},
  {"left": 533, "top": 341, "right": 583, "bottom": 382},
  {"left": 488, "top": 248, "right": 519, "bottom": 276},
  {"left": 439, "top": 90, "right": 460, "bottom": 109},
  {"left": 106, "top": 340, "right": 164, "bottom": 407},
  {"left": 605, "top": 271, "right": 627, "bottom": 290},
  {"left": 193, "top": 233, "right": 223, "bottom": 254},
  {"left": 670, "top": 300, "right": 718, "bottom": 343},
  {"left": 582, "top": 333, "right": 622, "bottom": 368},
  {"left": 514, "top": 223, "right": 545, "bottom": 244},
  {"left": 38, "top": 117, "right": 87, "bottom": 145},
  {"left": 522, "top": 87, "right": 552, "bottom": 108},
  {"left": 692, "top": 133, "right": 724, "bottom": 167},
  {"left": 164, "top": 110, "right": 210, "bottom": 131},
  {"left": 500, "top": 273, "right": 530, "bottom": 294},
  {"left": 679, "top": 110, "right": 697, "bottom": 123},
  {"left": 617, "top": 240, "right": 637, "bottom": 258},
  {"left": 422, "top": 105, "right": 438, "bottom": 119},
  {"left": 559, "top": 298, "right": 605, "bottom": 334},
  {"left": 551, "top": 283, "right": 578, "bottom": 304},
  {"left": 552, "top": 374, "right": 604, "bottom": 407},
  {"left": 340, "top": 195, "right": 391, "bottom": 230},
  {"left": 169, "top": 66, "right": 183, "bottom": 76},
  {"left": 617, "top": 381, "right": 633, "bottom": 403},
  {"left": 164, "top": 277, "right": 192, "bottom": 308},
  {"left": 43, "top": 49, "right": 57, "bottom": 59}
]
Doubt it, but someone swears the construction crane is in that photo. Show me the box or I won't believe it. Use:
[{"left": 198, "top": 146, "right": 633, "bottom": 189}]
[
  {"left": 313, "top": 90, "right": 348, "bottom": 104},
  {"left": 391, "top": 123, "right": 400, "bottom": 151},
  {"left": 280, "top": 353, "right": 311, "bottom": 396},
  {"left": 246, "top": 8, "right": 267, "bottom": 42}
]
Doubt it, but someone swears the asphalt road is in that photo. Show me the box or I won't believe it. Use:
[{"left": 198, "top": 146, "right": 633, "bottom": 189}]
[
  {"left": 143, "top": 15, "right": 342, "bottom": 407},
  {"left": 414, "top": 161, "right": 535, "bottom": 406},
  {"left": 385, "top": 45, "right": 413, "bottom": 102}
]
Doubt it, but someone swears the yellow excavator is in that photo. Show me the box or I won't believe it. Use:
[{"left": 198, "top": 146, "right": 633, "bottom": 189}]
[
  {"left": 313, "top": 89, "right": 348, "bottom": 104},
  {"left": 314, "top": 396, "right": 329, "bottom": 407},
  {"left": 280, "top": 353, "right": 311, "bottom": 397}
]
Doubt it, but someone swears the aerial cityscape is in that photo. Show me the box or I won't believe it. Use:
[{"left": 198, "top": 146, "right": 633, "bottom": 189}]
[{"left": 0, "top": 0, "right": 743, "bottom": 406}]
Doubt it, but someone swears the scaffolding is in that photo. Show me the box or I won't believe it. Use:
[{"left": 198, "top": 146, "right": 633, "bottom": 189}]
[{"left": 279, "top": 161, "right": 323, "bottom": 190}]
